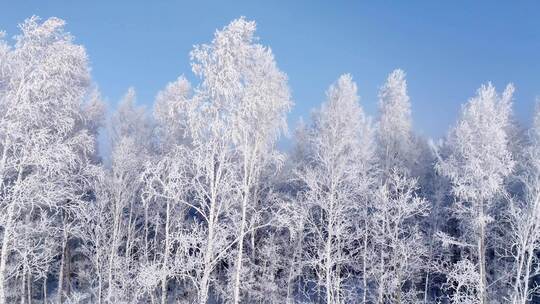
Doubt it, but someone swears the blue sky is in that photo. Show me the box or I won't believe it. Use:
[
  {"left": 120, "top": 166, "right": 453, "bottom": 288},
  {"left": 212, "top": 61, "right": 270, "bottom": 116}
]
[{"left": 1, "top": 1, "right": 539, "bottom": 140}]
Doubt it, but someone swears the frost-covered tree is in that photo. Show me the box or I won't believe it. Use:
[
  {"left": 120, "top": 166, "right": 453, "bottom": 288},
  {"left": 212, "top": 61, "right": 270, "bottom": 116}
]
[
  {"left": 191, "top": 17, "right": 291, "bottom": 304},
  {"left": 102, "top": 88, "right": 152, "bottom": 302},
  {"left": 0, "top": 16, "right": 99, "bottom": 303},
  {"left": 153, "top": 76, "right": 192, "bottom": 152},
  {"left": 418, "top": 140, "right": 452, "bottom": 303},
  {"left": 445, "top": 259, "right": 481, "bottom": 304},
  {"left": 502, "top": 101, "right": 540, "bottom": 304},
  {"left": 296, "top": 74, "right": 374, "bottom": 303},
  {"left": 436, "top": 83, "right": 515, "bottom": 304},
  {"left": 141, "top": 150, "right": 191, "bottom": 304},
  {"left": 149, "top": 75, "right": 240, "bottom": 304},
  {"left": 370, "top": 170, "right": 429, "bottom": 303},
  {"left": 76, "top": 167, "right": 112, "bottom": 304},
  {"left": 377, "top": 69, "right": 415, "bottom": 177}
]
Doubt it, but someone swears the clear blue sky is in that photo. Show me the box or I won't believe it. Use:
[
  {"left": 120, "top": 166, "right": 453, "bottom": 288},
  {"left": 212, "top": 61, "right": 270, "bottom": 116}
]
[{"left": 1, "top": 1, "right": 539, "bottom": 139}]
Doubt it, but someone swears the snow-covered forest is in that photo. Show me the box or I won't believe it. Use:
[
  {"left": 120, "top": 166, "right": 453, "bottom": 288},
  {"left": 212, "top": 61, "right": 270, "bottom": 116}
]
[{"left": 0, "top": 15, "right": 538, "bottom": 304}]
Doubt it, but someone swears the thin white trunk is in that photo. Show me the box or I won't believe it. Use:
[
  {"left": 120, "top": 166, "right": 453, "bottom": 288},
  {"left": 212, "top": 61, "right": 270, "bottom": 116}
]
[
  {"left": 95, "top": 236, "right": 103, "bottom": 304},
  {"left": 361, "top": 205, "right": 370, "bottom": 304},
  {"left": 97, "top": 271, "right": 102, "bottom": 304},
  {"left": 232, "top": 192, "right": 248, "bottom": 304},
  {"left": 233, "top": 144, "right": 255, "bottom": 304},
  {"left": 362, "top": 232, "right": 368, "bottom": 304},
  {"left": 232, "top": 131, "right": 268, "bottom": 304},
  {"left": 396, "top": 270, "right": 402, "bottom": 304},
  {"left": 125, "top": 199, "right": 134, "bottom": 258},
  {"left": 57, "top": 226, "right": 68, "bottom": 304},
  {"left": 324, "top": 188, "right": 336, "bottom": 304},
  {"left": 286, "top": 230, "right": 304, "bottom": 303},
  {"left": 516, "top": 194, "right": 540, "bottom": 304},
  {"left": 512, "top": 243, "right": 526, "bottom": 304},
  {"left": 199, "top": 160, "right": 221, "bottom": 304},
  {"left": 0, "top": 201, "right": 14, "bottom": 304},
  {"left": 43, "top": 278, "right": 47, "bottom": 304},
  {"left": 107, "top": 193, "right": 122, "bottom": 300},
  {"left": 378, "top": 251, "right": 385, "bottom": 304},
  {"left": 199, "top": 212, "right": 215, "bottom": 304},
  {"left": 0, "top": 164, "right": 19, "bottom": 304},
  {"left": 325, "top": 221, "right": 333, "bottom": 304},
  {"left": 0, "top": 143, "right": 8, "bottom": 194},
  {"left": 521, "top": 247, "right": 534, "bottom": 304},
  {"left": 20, "top": 268, "right": 26, "bottom": 304},
  {"left": 26, "top": 271, "right": 31, "bottom": 304},
  {"left": 478, "top": 204, "right": 487, "bottom": 304},
  {"left": 161, "top": 200, "right": 171, "bottom": 304},
  {"left": 144, "top": 204, "right": 149, "bottom": 263},
  {"left": 423, "top": 271, "right": 430, "bottom": 304}
]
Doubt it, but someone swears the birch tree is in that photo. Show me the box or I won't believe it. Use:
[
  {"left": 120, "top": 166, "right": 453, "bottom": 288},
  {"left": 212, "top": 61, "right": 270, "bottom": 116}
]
[
  {"left": 153, "top": 76, "right": 192, "bottom": 152},
  {"left": 105, "top": 87, "right": 152, "bottom": 302},
  {"left": 0, "top": 16, "right": 99, "bottom": 304},
  {"left": 445, "top": 259, "right": 482, "bottom": 304},
  {"left": 191, "top": 17, "right": 291, "bottom": 303},
  {"left": 142, "top": 150, "right": 191, "bottom": 304},
  {"left": 76, "top": 167, "right": 112, "bottom": 304},
  {"left": 377, "top": 69, "right": 415, "bottom": 177},
  {"left": 297, "top": 74, "right": 374, "bottom": 303},
  {"left": 151, "top": 75, "right": 239, "bottom": 304},
  {"left": 370, "top": 170, "right": 429, "bottom": 303},
  {"left": 436, "top": 83, "right": 515, "bottom": 304},
  {"left": 502, "top": 101, "right": 540, "bottom": 304}
]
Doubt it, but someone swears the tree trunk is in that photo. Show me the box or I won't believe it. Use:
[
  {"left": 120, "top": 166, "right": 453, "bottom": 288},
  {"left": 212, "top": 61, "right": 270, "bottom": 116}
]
[
  {"left": 43, "top": 278, "right": 47, "bottom": 304},
  {"left": 423, "top": 271, "right": 430, "bottom": 304},
  {"left": 57, "top": 227, "right": 68, "bottom": 304},
  {"left": 325, "top": 225, "right": 333, "bottom": 304},
  {"left": 97, "top": 271, "right": 102, "bottom": 304},
  {"left": 378, "top": 252, "right": 385, "bottom": 304},
  {"left": 20, "top": 268, "right": 26, "bottom": 304},
  {"left": 396, "top": 270, "right": 402, "bottom": 304},
  {"left": 286, "top": 230, "right": 304, "bottom": 303},
  {"left": 161, "top": 200, "right": 171, "bottom": 304},
  {"left": 233, "top": 141, "right": 260, "bottom": 304},
  {"left": 362, "top": 234, "right": 368, "bottom": 304},
  {"left": 107, "top": 194, "right": 121, "bottom": 301},
  {"left": 0, "top": 201, "right": 15, "bottom": 304},
  {"left": 0, "top": 167, "right": 20, "bottom": 304},
  {"left": 27, "top": 272, "right": 32, "bottom": 304},
  {"left": 522, "top": 248, "right": 534, "bottom": 304},
  {"left": 478, "top": 206, "right": 487, "bottom": 304},
  {"left": 325, "top": 192, "right": 335, "bottom": 304},
  {"left": 199, "top": 201, "right": 216, "bottom": 304},
  {"left": 144, "top": 204, "right": 150, "bottom": 263},
  {"left": 199, "top": 232, "right": 214, "bottom": 304},
  {"left": 232, "top": 192, "right": 248, "bottom": 304},
  {"left": 125, "top": 199, "right": 134, "bottom": 259},
  {"left": 511, "top": 244, "right": 526, "bottom": 304},
  {"left": 65, "top": 243, "right": 71, "bottom": 298}
]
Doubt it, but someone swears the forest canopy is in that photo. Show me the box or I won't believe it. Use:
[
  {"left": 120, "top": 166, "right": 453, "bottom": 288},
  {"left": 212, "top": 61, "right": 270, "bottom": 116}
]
[{"left": 0, "top": 16, "right": 538, "bottom": 304}]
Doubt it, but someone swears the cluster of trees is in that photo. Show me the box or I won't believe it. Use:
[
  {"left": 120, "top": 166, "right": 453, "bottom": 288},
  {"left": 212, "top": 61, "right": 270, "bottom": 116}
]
[{"left": 0, "top": 16, "right": 539, "bottom": 304}]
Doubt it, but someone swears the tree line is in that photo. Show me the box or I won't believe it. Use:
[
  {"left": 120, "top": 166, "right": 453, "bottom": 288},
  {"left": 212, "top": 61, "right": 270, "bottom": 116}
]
[{"left": 0, "top": 16, "right": 538, "bottom": 304}]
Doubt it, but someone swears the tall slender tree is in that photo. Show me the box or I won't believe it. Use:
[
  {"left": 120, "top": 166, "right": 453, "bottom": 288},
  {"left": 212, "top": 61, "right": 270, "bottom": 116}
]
[
  {"left": 105, "top": 88, "right": 152, "bottom": 302},
  {"left": 296, "top": 74, "right": 375, "bottom": 303},
  {"left": 377, "top": 69, "right": 414, "bottom": 178},
  {"left": 191, "top": 17, "right": 291, "bottom": 304},
  {"left": 370, "top": 170, "right": 429, "bottom": 303},
  {"left": 0, "top": 16, "right": 98, "bottom": 304},
  {"left": 504, "top": 101, "right": 540, "bottom": 303},
  {"left": 436, "top": 83, "right": 515, "bottom": 304}
]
